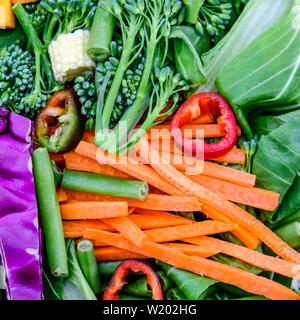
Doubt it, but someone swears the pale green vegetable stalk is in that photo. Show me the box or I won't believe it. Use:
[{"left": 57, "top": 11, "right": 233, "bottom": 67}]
[{"left": 196, "top": 0, "right": 294, "bottom": 93}]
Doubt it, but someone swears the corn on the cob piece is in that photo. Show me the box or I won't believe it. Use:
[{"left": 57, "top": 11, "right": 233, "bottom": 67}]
[{"left": 49, "top": 29, "right": 95, "bottom": 83}]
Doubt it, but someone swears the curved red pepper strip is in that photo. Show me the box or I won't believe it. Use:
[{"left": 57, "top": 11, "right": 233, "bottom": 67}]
[
  {"left": 103, "top": 260, "right": 163, "bottom": 300},
  {"left": 171, "top": 92, "right": 238, "bottom": 159}
]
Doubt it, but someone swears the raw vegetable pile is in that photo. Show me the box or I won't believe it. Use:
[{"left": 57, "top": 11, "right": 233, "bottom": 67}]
[{"left": 0, "top": 0, "right": 300, "bottom": 301}]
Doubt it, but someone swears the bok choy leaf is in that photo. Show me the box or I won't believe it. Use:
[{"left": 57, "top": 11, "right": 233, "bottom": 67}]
[
  {"left": 216, "top": 0, "right": 300, "bottom": 139},
  {"left": 197, "top": 0, "right": 293, "bottom": 93},
  {"left": 252, "top": 114, "right": 300, "bottom": 223}
]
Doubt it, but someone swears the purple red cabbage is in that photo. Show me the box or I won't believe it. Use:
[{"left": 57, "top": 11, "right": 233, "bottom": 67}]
[{"left": 0, "top": 106, "right": 42, "bottom": 300}]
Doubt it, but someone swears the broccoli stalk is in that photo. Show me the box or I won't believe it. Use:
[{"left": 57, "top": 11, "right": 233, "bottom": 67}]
[
  {"left": 96, "top": 0, "right": 145, "bottom": 131},
  {"left": 94, "top": 0, "right": 184, "bottom": 152},
  {"left": 13, "top": 3, "right": 63, "bottom": 116}
]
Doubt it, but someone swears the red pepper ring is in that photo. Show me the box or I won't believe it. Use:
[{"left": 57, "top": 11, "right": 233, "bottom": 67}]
[
  {"left": 103, "top": 260, "right": 163, "bottom": 300},
  {"left": 171, "top": 92, "right": 238, "bottom": 159}
]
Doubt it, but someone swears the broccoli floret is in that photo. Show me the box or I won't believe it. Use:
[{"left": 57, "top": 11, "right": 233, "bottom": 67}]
[
  {"left": 24, "top": 3, "right": 47, "bottom": 34},
  {"left": 74, "top": 75, "right": 97, "bottom": 129},
  {"left": 0, "top": 45, "right": 43, "bottom": 119}
]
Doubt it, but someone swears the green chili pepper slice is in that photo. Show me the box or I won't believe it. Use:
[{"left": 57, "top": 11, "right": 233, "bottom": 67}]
[{"left": 35, "top": 88, "right": 83, "bottom": 153}]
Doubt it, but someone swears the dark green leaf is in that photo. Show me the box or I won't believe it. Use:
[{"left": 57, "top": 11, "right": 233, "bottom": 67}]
[
  {"left": 0, "top": 22, "right": 26, "bottom": 49},
  {"left": 216, "top": 4, "right": 300, "bottom": 138},
  {"left": 252, "top": 115, "right": 300, "bottom": 223},
  {"left": 170, "top": 26, "right": 208, "bottom": 85},
  {"left": 156, "top": 260, "right": 217, "bottom": 300}
]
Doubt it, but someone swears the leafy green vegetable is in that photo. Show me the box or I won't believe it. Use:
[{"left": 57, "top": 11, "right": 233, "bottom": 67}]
[
  {"left": 274, "top": 222, "right": 300, "bottom": 248},
  {"left": 42, "top": 268, "right": 64, "bottom": 300},
  {"left": 251, "top": 109, "right": 300, "bottom": 137},
  {"left": 64, "top": 239, "right": 97, "bottom": 300},
  {"left": 0, "top": 22, "right": 26, "bottom": 49},
  {"left": 252, "top": 114, "right": 300, "bottom": 223},
  {"left": 197, "top": 0, "right": 293, "bottom": 92},
  {"left": 156, "top": 260, "right": 217, "bottom": 300},
  {"left": 166, "top": 287, "right": 187, "bottom": 300},
  {"left": 216, "top": 0, "right": 300, "bottom": 138},
  {"left": 170, "top": 25, "right": 209, "bottom": 85}
]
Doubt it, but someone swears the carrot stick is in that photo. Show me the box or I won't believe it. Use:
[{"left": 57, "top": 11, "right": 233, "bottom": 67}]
[
  {"left": 201, "top": 204, "right": 260, "bottom": 250},
  {"left": 60, "top": 201, "right": 128, "bottom": 220},
  {"left": 94, "top": 246, "right": 146, "bottom": 261},
  {"left": 83, "top": 229, "right": 300, "bottom": 300},
  {"left": 188, "top": 114, "right": 214, "bottom": 124},
  {"left": 151, "top": 140, "right": 246, "bottom": 165},
  {"left": 184, "top": 236, "right": 300, "bottom": 280},
  {"left": 146, "top": 124, "right": 242, "bottom": 139},
  {"left": 207, "top": 148, "right": 246, "bottom": 164},
  {"left": 166, "top": 153, "right": 256, "bottom": 187},
  {"left": 75, "top": 141, "right": 183, "bottom": 196},
  {"left": 189, "top": 175, "right": 280, "bottom": 211},
  {"left": 136, "top": 137, "right": 300, "bottom": 264},
  {"left": 65, "top": 190, "right": 202, "bottom": 212},
  {"left": 64, "top": 152, "right": 132, "bottom": 179},
  {"left": 102, "top": 216, "right": 146, "bottom": 247},
  {"left": 162, "top": 243, "right": 220, "bottom": 258},
  {"left": 57, "top": 188, "right": 68, "bottom": 203},
  {"left": 62, "top": 214, "right": 192, "bottom": 236},
  {"left": 128, "top": 214, "right": 192, "bottom": 229},
  {"left": 134, "top": 208, "right": 194, "bottom": 223},
  {"left": 144, "top": 221, "right": 236, "bottom": 242}
]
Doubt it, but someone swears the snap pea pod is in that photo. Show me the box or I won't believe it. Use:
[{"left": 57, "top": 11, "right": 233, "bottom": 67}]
[
  {"left": 88, "top": 0, "right": 115, "bottom": 61},
  {"left": 32, "top": 148, "right": 68, "bottom": 278},
  {"left": 274, "top": 222, "right": 300, "bottom": 249},
  {"left": 77, "top": 240, "right": 101, "bottom": 294},
  {"left": 61, "top": 169, "right": 149, "bottom": 200}
]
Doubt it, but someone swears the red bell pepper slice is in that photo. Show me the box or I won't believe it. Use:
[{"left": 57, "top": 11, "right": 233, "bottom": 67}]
[
  {"left": 103, "top": 260, "right": 163, "bottom": 300},
  {"left": 171, "top": 92, "right": 238, "bottom": 159}
]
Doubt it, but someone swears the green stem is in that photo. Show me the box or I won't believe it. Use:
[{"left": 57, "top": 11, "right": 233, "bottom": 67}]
[
  {"left": 13, "top": 3, "right": 57, "bottom": 91},
  {"left": 117, "top": 89, "right": 171, "bottom": 155},
  {"left": 32, "top": 148, "right": 68, "bottom": 278},
  {"left": 183, "top": 0, "right": 204, "bottom": 24},
  {"left": 77, "top": 240, "right": 101, "bottom": 294},
  {"left": 61, "top": 169, "right": 149, "bottom": 200},
  {"left": 100, "top": 17, "right": 141, "bottom": 129},
  {"left": 106, "top": 31, "right": 158, "bottom": 150}
]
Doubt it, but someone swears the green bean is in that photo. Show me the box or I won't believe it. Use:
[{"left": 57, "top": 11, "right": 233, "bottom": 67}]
[
  {"left": 88, "top": 0, "right": 115, "bottom": 61},
  {"left": 274, "top": 222, "right": 300, "bottom": 248},
  {"left": 32, "top": 148, "right": 68, "bottom": 277},
  {"left": 61, "top": 169, "right": 149, "bottom": 200},
  {"left": 77, "top": 240, "right": 101, "bottom": 294}
]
